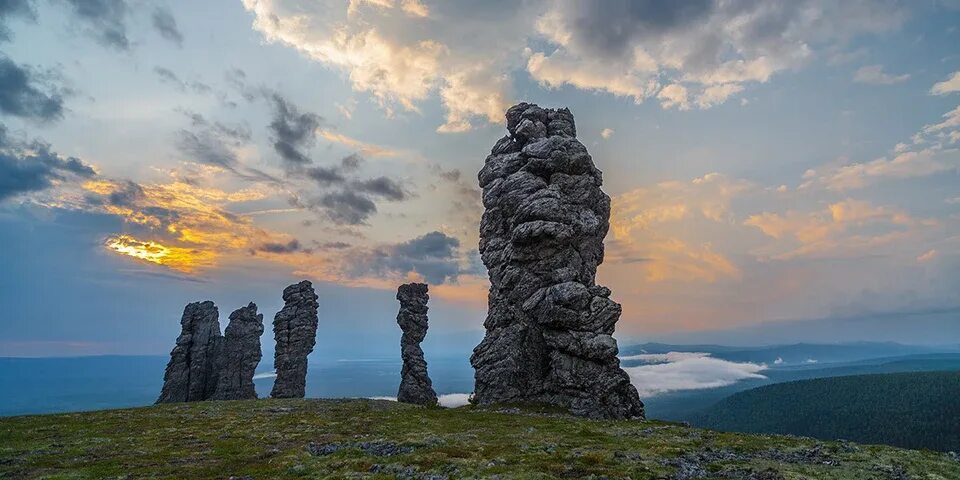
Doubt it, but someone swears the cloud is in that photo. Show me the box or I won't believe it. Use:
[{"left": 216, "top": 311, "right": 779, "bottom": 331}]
[
  {"left": 313, "top": 190, "right": 378, "bottom": 225},
  {"left": 0, "top": 124, "right": 97, "bottom": 201},
  {"left": 153, "top": 67, "right": 212, "bottom": 94},
  {"left": 241, "top": 0, "right": 518, "bottom": 131},
  {"left": 853, "top": 64, "right": 910, "bottom": 85},
  {"left": 607, "top": 173, "right": 750, "bottom": 282},
  {"left": 352, "top": 176, "right": 408, "bottom": 201},
  {"left": 600, "top": 128, "right": 614, "bottom": 139},
  {"left": 174, "top": 111, "right": 281, "bottom": 184},
  {"left": 621, "top": 351, "right": 767, "bottom": 397},
  {"left": 268, "top": 93, "right": 324, "bottom": 166},
  {"left": 255, "top": 239, "right": 303, "bottom": 254},
  {"left": 801, "top": 105, "right": 960, "bottom": 190},
  {"left": 151, "top": 6, "right": 183, "bottom": 47},
  {"left": 318, "top": 130, "right": 399, "bottom": 157},
  {"left": 437, "top": 393, "right": 470, "bottom": 408},
  {"left": 931, "top": 71, "right": 960, "bottom": 95},
  {"left": 0, "top": 56, "right": 65, "bottom": 122},
  {"left": 917, "top": 249, "right": 938, "bottom": 263},
  {"left": 744, "top": 199, "right": 935, "bottom": 260},
  {"left": 0, "top": 0, "right": 36, "bottom": 42},
  {"left": 347, "top": 231, "right": 464, "bottom": 284},
  {"left": 531, "top": 0, "right": 905, "bottom": 109},
  {"left": 104, "top": 234, "right": 215, "bottom": 273},
  {"left": 61, "top": 0, "right": 130, "bottom": 50},
  {"left": 81, "top": 178, "right": 284, "bottom": 273}
]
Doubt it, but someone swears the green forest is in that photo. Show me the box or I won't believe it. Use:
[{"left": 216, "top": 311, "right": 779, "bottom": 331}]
[{"left": 695, "top": 371, "right": 960, "bottom": 452}]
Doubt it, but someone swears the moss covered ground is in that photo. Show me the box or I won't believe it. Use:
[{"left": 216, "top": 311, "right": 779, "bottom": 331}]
[{"left": 1, "top": 398, "right": 957, "bottom": 479}]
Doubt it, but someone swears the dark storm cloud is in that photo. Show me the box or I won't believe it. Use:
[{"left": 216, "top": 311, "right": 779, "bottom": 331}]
[
  {"left": 292, "top": 153, "right": 411, "bottom": 224},
  {"left": 150, "top": 6, "right": 182, "bottom": 46},
  {"left": 268, "top": 93, "right": 323, "bottom": 166},
  {"left": 556, "top": 0, "right": 713, "bottom": 58},
  {"left": 62, "top": 0, "right": 130, "bottom": 50},
  {"left": 255, "top": 239, "right": 302, "bottom": 254},
  {"left": 0, "top": 0, "right": 36, "bottom": 42},
  {"left": 352, "top": 176, "right": 407, "bottom": 201},
  {"left": 0, "top": 123, "right": 96, "bottom": 201},
  {"left": 305, "top": 165, "right": 345, "bottom": 186},
  {"left": 0, "top": 56, "right": 64, "bottom": 122},
  {"left": 349, "top": 231, "right": 463, "bottom": 284},
  {"left": 340, "top": 153, "right": 362, "bottom": 172},
  {"left": 317, "top": 190, "right": 377, "bottom": 225}
]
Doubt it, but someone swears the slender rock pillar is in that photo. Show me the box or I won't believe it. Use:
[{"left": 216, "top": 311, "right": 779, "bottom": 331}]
[
  {"left": 270, "top": 280, "right": 319, "bottom": 398},
  {"left": 396, "top": 283, "right": 437, "bottom": 406},
  {"left": 211, "top": 302, "right": 264, "bottom": 400}
]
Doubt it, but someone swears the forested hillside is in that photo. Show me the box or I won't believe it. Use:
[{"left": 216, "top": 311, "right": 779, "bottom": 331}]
[{"left": 695, "top": 371, "right": 960, "bottom": 452}]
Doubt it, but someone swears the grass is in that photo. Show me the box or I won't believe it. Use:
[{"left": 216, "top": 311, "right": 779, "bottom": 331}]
[{"left": 0, "top": 398, "right": 957, "bottom": 479}]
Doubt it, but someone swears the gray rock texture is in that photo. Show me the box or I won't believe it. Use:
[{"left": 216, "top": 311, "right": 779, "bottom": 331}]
[
  {"left": 211, "top": 302, "right": 264, "bottom": 400},
  {"left": 396, "top": 283, "right": 438, "bottom": 406},
  {"left": 470, "top": 102, "right": 644, "bottom": 419},
  {"left": 157, "top": 301, "right": 224, "bottom": 403},
  {"left": 270, "top": 280, "right": 319, "bottom": 399}
]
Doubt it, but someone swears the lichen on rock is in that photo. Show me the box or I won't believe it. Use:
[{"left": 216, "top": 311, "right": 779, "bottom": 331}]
[{"left": 470, "top": 102, "right": 644, "bottom": 419}]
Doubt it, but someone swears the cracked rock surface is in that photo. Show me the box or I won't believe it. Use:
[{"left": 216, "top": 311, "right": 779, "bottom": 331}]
[
  {"left": 211, "top": 302, "right": 264, "bottom": 400},
  {"left": 396, "top": 283, "right": 438, "bottom": 406},
  {"left": 470, "top": 102, "right": 644, "bottom": 419},
  {"left": 270, "top": 280, "right": 319, "bottom": 399},
  {"left": 157, "top": 301, "right": 224, "bottom": 403}
]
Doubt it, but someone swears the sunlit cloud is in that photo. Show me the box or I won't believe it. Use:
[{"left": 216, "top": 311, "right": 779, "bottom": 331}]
[
  {"left": 318, "top": 130, "right": 401, "bottom": 157},
  {"left": 241, "top": 0, "right": 516, "bottom": 132},
  {"left": 931, "top": 71, "right": 960, "bottom": 96},
  {"left": 802, "top": 104, "right": 960, "bottom": 191},
  {"left": 105, "top": 234, "right": 216, "bottom": 273},
  {"left": 744, "top": 199, "right": 937, "bottom": 260}
]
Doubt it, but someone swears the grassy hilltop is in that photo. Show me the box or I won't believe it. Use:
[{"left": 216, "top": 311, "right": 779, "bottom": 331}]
[{"left": 1, "top": 399, "right": 958, "bottom": 479}]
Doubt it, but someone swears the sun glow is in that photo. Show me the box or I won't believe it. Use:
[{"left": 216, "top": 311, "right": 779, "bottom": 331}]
[{"left": 104, "top": 235, "right": 215, "bottom": 273}]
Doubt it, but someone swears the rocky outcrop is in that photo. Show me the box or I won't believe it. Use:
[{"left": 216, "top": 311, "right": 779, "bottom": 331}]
[
  {"left": 470, "top": 102, "right": 644, "bottom": 419},
  {"left": 157, "top": 301, "right": 224, "bottom": 403},
  {"left": 211, "top": 303, "right": 264, "bottom": 400},
  {"left": 396, "top": 283, "right": 437, "bottom": 406},
  {"left": 270, "top": 280, "right": 319, "bottom": 399}
]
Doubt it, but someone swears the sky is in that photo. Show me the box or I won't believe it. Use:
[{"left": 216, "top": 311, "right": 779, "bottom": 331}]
[{"left": 1, "top": 0, "right": 959, "bottom": 357}]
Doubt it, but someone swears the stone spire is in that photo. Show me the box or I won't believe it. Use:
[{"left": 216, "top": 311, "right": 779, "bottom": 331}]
[
  {"left": 157, "top": 301, "right": 224, "bottom": 403},
  {"left": 211, "top": 302, "right": 264, "bottom": 400},
  {"left": 396, "top": 283, "right": 437, "bottom": 406},
  {"left": 270, "top": 280, "right": 319, "bottom": 399},
  {"left": 470, "top": 102, "right": 644, "bottom": 419}
]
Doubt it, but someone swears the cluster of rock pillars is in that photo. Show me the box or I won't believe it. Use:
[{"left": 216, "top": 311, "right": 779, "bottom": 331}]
[{"left": 157, "top": 103, "right": 645, "bottom": 420}]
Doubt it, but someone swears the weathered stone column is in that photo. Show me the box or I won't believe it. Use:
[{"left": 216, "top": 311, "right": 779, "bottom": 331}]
[
  {"left": 211, "top": 302, "right": 264, "bottom": 400},
  {"left": 270, "top": 280, "right": 319, "bottom": 399},
  {"left": 157, "top": 301, "right": 224, "bottom": 403},
  {"left": 396, "top": 283, "right": 437, "bottom": 406},
  {"left": 470, "top": 103, "right": 644, "bottom": 419}
]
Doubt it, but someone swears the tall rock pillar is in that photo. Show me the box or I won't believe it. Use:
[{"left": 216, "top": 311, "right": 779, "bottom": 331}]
[
  {"left": 211, "top": 302, "right": 264, "bottom": 400},
  {"left": 396, "top": 283, "right": 437, "bottom": 406},
  {"left": 270, "top": 280, "right": 319, "bottom": 398},
  {"left": 157, "top": 301, "right": 224, "bottom": 403},
  {"left": 470, "top": 103, "right": 644, "bottom": 419}
]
